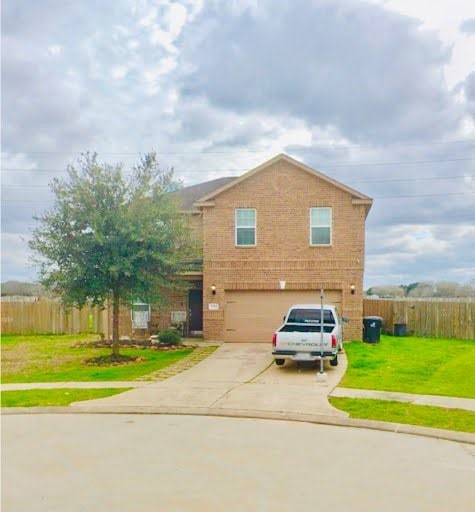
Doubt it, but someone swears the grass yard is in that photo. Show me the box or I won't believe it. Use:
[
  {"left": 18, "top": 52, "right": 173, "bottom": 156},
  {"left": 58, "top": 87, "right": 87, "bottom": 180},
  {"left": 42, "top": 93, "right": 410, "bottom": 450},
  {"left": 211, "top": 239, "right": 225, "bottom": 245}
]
[
  {"left": 1, "top": 334, "right": 193, "bottom": 383},
  {"left": 1, "top": 388, "right": 131, "bottom": 407},
  {"left": 340, "top": 335, "right": 475, "bottom": 398},
  {"left": 329, "top": 397, "right": 475, "bottom": 434}
]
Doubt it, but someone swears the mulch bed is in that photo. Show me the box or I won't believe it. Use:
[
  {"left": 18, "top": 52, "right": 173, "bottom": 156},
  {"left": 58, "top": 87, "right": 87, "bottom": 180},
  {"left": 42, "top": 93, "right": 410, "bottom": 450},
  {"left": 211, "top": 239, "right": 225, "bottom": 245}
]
[
  {"left": 83, "top": 354, "right": 140, "bottom": 366},
  {"left": 72, "top": 339, "right": 198, "bottom": 366},
  {"left": 73, "top": 339, "right": 197, "bottom": 350}
]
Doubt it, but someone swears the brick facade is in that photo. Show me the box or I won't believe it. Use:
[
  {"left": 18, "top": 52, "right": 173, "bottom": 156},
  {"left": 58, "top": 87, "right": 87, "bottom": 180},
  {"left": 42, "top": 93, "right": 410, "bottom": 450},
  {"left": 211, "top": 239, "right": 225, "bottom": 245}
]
[
  {"left": 120, "top": 154, "right": 371, "bottom": 341},
  {"left": 119, "top": 287, "right": 193, "bottom": 339},
  {"left": 200, "top": 158, "right": 370, "bottom": 341}
]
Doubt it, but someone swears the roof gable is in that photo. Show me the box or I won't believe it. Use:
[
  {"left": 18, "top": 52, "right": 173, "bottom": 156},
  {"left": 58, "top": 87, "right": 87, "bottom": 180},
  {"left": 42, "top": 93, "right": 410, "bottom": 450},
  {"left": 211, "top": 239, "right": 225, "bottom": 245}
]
[{"left": 194, "top": 154, "right": 372, "bottom": 210}]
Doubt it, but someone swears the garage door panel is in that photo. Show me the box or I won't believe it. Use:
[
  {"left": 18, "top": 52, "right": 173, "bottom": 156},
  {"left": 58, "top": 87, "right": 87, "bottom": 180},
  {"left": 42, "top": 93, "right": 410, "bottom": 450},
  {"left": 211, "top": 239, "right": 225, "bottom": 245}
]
[{"left": 225, "top": 290, "right": 341, "bottom": 342}]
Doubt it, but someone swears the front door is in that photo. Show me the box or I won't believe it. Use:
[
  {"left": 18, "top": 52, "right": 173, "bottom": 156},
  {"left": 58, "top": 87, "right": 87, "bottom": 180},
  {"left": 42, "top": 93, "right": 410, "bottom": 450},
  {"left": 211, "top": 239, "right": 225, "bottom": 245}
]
[{"left": 188, "top": 289, "right": 203, "bottom": 334}]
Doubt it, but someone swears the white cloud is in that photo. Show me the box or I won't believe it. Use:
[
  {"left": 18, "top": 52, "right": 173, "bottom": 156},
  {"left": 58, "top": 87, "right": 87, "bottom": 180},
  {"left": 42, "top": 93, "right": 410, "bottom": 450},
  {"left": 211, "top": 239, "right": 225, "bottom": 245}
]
[
  {"left": 1, "top": 233, "right": 30, "bottom": 266},
  {"left": 149, "top": 27, "right": 176, "bottom": 51},
  {"left": 375, "top": 225, "right": 450, "bottom": 255},
  {"left": 371, "top": 0, "right": 475, "bottom": 87},
  {"left": 138, "top": 6, "right": 158, "bottom": 27},
  {"left": 127, "top": 39, "right": 140, "bottom": 50},
  {"left": 47, "top": 44, "right": 62, "bottom": 56},
  {"left": 166, "top": 3, "right": 188, "bottom": 36},
  {"left": 1, "top": 0, "right": 474, "bottom": 287},
  {"left": 145, "top": 2, "right": 189, "bottom": 51},
  {"left": 1, "top": 233, "right": 35, "bottom": 281},
  {"left": 142, "top": 57, "right": 178, "bottom": 95},
  {"left": 180, "top": 0, "right": 467, "bottom": 144},
  {"left": 111, "top": 65, "right": 129, "bottom": 79}
]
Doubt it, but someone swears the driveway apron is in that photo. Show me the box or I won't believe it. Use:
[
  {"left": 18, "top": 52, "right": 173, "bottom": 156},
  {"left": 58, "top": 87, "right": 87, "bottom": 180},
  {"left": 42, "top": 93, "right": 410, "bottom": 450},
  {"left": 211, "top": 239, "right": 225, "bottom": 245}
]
[{"left": 71, "top": 343, "right": 348, "bottom": 417}]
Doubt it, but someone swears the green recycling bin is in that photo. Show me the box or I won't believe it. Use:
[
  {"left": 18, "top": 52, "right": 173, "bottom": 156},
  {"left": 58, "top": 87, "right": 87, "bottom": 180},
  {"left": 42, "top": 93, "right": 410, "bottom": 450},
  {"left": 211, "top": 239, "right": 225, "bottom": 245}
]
[{"left": 363, "top": 316, "right": 383, "bottom": 343}]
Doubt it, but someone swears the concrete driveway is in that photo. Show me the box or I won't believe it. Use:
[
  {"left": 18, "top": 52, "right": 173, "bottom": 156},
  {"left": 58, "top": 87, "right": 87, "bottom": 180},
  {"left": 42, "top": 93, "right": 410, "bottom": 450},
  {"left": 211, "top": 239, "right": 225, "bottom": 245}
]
[{"left": 72, "top": 343, "right": 348, "bottom": 417}]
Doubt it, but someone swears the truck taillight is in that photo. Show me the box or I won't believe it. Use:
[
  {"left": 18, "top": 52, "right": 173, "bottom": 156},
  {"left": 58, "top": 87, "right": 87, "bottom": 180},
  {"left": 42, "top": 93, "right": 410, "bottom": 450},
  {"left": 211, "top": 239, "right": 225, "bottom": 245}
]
[
  {"left": 331, "top": 335, "right": 337, "bottom": 348},
  {"left": 272, "top": 333, "right": 277, "bottom": 346}
]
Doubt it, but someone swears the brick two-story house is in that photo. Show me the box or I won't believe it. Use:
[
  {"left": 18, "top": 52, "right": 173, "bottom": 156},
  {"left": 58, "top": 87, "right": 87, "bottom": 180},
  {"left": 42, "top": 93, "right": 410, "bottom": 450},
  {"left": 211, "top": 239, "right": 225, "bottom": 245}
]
[{"left": 123, "top": 153, "right": 372, "bottom": 342}]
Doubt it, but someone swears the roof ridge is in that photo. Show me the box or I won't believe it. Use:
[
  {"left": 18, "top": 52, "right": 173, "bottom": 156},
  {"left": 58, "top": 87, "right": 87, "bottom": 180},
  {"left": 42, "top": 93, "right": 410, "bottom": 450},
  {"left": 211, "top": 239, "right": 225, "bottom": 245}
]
[{"left": 193, "top": 153, "right": 373, "bottom": 206}]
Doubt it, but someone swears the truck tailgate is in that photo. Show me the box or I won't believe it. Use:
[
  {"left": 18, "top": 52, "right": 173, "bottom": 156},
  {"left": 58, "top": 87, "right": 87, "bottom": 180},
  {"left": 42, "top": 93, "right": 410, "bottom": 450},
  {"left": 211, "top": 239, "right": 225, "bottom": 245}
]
[{"left": 275, "top": 327, "right": 334, "bottom": 353}]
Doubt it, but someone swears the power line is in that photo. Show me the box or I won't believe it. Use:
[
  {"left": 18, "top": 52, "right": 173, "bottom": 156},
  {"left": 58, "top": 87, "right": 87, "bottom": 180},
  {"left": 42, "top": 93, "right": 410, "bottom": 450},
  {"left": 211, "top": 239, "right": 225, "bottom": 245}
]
[
  {"left": 2, "top": 174, "right": 473, "bottom": 189},
  {"left": 2, "top": 191, "right": 474, "bottom": 203},
  {"left": 352, "top": 175, "right": 473, "bottom": 184},
  {"left": 0, "top": 167, "right": 244, "bottom": 173},
  {"left": 374, "top": 192, "right": 475, "bottom": 199},
  {"left": 2, "top": 156, "right": 475, "bottom": 174},
  {"left": 5, "top": 138, "right": 475, "bottom": 155},
  {"left": 325, "top": 157, "right": 475, "bottom": 168}
]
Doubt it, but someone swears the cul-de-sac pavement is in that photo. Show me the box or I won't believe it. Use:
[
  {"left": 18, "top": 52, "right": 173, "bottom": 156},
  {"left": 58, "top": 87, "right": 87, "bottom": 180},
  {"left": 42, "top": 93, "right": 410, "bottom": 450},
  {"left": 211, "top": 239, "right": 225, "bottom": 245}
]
[{"left": 3, "top": 343, "right": 475, "bottom": 511}]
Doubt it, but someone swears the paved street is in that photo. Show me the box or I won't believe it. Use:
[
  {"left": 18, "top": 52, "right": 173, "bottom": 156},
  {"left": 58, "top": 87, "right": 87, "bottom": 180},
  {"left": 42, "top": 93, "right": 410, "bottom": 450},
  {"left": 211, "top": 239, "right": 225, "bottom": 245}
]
[{"left": 3, "top": 413, "right": 474, "bottom": 512}]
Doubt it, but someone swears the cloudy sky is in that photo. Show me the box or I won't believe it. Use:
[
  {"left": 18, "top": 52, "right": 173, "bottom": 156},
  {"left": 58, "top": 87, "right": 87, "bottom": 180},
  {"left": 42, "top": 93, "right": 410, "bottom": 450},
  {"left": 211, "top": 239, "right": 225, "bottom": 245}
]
[{"left": 2, "top": 0, "right": 475, "bottom": 288}]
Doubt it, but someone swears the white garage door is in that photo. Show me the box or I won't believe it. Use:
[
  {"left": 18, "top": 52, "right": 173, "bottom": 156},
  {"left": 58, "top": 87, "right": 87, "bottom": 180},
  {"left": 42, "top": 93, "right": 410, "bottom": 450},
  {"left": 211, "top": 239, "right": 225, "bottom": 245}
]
[{"left": 224, "top": 290, "right": 342, "bottom": 342}]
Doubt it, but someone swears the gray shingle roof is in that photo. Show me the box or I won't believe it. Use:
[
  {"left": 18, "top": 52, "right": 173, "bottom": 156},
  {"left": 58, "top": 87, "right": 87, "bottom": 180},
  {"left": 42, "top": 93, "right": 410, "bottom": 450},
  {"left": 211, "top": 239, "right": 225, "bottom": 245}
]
[{"left": 179, "top": 177, "right": 237, "bottom": 210}]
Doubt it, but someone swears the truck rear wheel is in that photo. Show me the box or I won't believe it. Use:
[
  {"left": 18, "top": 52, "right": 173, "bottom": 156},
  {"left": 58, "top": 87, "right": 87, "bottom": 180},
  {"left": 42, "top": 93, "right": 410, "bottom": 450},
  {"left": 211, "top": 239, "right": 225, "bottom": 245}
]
[
  {"left": 330, "top": 355, "right": 338, "bottom": 367},
  {"left": 275, "top": 359, "right": 285, "bottom": 366}
]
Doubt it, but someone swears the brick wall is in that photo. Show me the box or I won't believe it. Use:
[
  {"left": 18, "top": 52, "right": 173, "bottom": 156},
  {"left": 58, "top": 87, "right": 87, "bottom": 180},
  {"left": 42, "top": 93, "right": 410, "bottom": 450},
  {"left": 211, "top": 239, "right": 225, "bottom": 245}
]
[
  {"left": 118, "top": 288, "right": 190, "bottom": 339},
  {"left": 188, "top": 212, "right": 203, "bottom": 244},
  {"left": 201, "top": 159, "right": 367, "bottom": 340}
]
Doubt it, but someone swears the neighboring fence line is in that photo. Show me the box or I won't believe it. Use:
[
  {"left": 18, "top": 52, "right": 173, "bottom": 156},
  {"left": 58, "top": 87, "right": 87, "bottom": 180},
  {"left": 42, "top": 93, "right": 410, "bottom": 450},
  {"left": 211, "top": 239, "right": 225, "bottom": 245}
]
[
  {"left": 363, "top": 298, "right": 474, "bottom": 340},
  {"left": 3, "top": 296, "right": 474, "bottom": 340},
  {"left": 1, "top": 298, "right": 110, "bottom": 337}
]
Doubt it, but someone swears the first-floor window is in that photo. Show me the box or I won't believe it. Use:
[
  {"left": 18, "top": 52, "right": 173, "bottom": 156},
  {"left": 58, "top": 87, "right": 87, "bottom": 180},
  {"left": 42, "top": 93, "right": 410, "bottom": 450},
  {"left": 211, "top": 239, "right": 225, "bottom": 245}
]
[
  {"left": 131, "top": 302, "right": 151, "bottom": 329},
  {"left": 310, "top": 207, "right": 332, "bottom": 245},
  {"left": 235, "top": 208, "right": 256, "bottom": 246}
]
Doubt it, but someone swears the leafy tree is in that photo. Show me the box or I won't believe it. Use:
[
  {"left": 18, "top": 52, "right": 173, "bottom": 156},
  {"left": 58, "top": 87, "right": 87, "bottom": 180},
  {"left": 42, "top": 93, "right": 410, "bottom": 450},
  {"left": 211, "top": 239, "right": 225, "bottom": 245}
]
[
  {"left": 30, "top": 152, "right": 196, "bottom": 358},
  {"left": 407, "top": 282, "right": 435, "bottom": 297},
  {"left": 459, "top": 284, "right": 475, "bottom": 297},
  {"left": 1, "top": 280, "right": 45, "bottom": 297},
  {"left": 399, "top": 282, "right": 419, "bottom": 297},
  {"left": 434, "top": 281, "right": 474, "bottom": 298},
  {"left": 365, "top": 285, "right": 405, "bottom": 298},
  {"left": 368, "top": 281, "right": 475, "bottom": 298}
]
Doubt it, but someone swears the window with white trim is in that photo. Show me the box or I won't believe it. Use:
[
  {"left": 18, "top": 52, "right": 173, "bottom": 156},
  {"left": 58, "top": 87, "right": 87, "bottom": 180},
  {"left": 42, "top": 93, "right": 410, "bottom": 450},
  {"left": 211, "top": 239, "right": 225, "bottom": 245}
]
[
  {"left": 310, "top": 207, "right": 332, "bottom": 245},
  {"left": 235, "top": 208, "right": 256, "bottom": 246}
]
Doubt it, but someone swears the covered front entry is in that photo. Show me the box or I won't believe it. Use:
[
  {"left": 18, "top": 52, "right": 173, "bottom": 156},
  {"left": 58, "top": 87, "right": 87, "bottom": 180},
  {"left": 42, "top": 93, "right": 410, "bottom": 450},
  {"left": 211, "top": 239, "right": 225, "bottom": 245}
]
[
  {"left": 224, "top": 289, "right": 342, "bottom": 342},
  {"left": 188, "top": 288, "right": 203, "bottom": 335}
]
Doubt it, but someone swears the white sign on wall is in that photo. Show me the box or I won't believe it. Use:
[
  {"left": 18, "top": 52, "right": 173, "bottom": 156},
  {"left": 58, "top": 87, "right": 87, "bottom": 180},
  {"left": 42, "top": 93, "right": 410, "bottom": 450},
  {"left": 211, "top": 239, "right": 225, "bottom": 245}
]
[
  {"left": 208, "top": 303, "right": 219, "bottom": 311},
  {"left": 171, "top": 311, "right": 186, "bottom": 324},
  {"left": 131, "top": 303, "right": 150, "bottom": 329}
]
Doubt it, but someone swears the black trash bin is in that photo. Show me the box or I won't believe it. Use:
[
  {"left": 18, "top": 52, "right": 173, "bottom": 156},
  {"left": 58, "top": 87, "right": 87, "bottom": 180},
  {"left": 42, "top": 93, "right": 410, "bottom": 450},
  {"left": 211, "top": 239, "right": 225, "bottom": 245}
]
[
  {"left": 363, "top": 316, "right": 383, "bottom": 343},
  {"left": 394, "top": 323, "right": 407, "bottom": 337}
]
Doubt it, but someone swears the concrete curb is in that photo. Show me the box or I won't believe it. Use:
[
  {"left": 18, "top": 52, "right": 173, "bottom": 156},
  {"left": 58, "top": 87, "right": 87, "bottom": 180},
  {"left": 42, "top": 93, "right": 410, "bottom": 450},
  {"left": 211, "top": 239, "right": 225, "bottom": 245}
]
[
  {"left": 331, "top": 387, "right": 475, "bottom": 411},
  {"left": 1, "top": 382, "right": 142, "bottom": 390},
  {"left": 3, "top": 405, "right": 474, "bottom": 445}
]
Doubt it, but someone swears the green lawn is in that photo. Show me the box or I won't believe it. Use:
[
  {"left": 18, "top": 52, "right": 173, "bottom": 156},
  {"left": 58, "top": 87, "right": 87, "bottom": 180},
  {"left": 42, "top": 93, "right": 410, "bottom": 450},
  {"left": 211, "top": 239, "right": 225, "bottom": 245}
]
[
  {"left": 1, "top": 334, "right": 193, "bottom": 383},
  {"left": 340, "top": 335, "right": 475, "bottom": 398},
  {"left": 329, "top": 397, "right": 475, "bottom": 434},
  {"left": 1, "top": 388, "right": 131, "bottom": 407}
]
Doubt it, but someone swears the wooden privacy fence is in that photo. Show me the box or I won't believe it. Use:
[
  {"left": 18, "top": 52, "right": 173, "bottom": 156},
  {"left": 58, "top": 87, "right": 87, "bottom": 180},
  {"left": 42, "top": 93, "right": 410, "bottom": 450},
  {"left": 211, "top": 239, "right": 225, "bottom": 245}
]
[
  {"left": 1, "top": 298, "right": 110, "bottom": 336},
  {"left": 363, "top": 298, "right": 474, "bottom": 340}
]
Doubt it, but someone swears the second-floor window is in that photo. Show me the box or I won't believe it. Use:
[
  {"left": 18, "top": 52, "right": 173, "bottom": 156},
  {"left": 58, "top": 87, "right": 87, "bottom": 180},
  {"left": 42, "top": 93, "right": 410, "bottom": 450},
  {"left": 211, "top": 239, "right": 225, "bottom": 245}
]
[
  {"left": 235, "top": 208, "right": 256, "bottom": 246},
  {"left": 310, "top": 207, "right": 332, "bottom": 245}
]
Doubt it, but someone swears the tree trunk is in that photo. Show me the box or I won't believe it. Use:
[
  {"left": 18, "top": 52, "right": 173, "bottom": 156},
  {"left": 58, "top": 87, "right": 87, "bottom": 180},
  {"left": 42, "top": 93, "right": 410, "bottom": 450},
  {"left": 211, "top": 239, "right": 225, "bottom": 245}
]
[{"left": 112, "top": 293, "right": 120, "bottom": 359}]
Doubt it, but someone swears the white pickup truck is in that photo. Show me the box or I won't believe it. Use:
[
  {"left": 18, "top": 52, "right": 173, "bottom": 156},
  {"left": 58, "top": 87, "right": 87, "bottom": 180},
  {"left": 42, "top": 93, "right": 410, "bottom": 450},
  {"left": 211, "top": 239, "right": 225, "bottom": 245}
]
[{"left": 272, "top": 304, "right": 343, "bottom": 367}]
